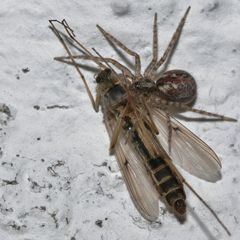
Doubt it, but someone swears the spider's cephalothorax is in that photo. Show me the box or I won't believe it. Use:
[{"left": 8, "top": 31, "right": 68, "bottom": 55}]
[
  {"left": 130, "top": 78, "right": 158, "bottom": 96},
  {"left": 156, "top": 70, "right": 197, "bottom": 104}
]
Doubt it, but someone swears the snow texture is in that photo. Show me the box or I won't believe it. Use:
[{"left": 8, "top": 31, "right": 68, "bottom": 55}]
[{"left": 0, "top": 0, "right": 240, "bottom": 239}]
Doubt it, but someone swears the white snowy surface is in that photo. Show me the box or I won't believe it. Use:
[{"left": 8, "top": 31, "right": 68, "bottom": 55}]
[{"left": 0, "top": 0, "right": 240, "bottom": 239}]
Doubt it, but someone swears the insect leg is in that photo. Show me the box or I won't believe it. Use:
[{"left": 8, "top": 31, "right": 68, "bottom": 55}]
[
  {"left": 49, "top": 20, "right": 99, "bottom": 112},
  {"left": 97, "top": 25, "right": 142, "bottom": 79},
  {"left": 141, "top": 100, "right": 159, "bottom": 135},
  {"left": 144, "top": 13, "right": 158, "bottom": 77},
  {"left": 135, "top": 116, "right": 160, "bottom": 157},
  {"left": 149, "top": 6, "right": 190, "bottom": 78},
  {"left": 54, "top": 55, "right": 134, "bottom": 78},
  {"left": 183, "top": 180, "right": 231, "bottom": 236},
  {"left": 60, "top": 19, "right": 106, "bottom": 69},
  {"left": 110, "top": 104, "right": 129, "bottom": 149},
  {"left": 166, "top": 111, "right": 173, "bottom": 154}
]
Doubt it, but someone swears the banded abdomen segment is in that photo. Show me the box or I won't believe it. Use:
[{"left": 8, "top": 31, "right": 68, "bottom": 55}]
[
  {"left": 148, "top": 157, "right": 186, "bottom": 216},
  {"left": 106, "top": 99, "right": 187, "bottom": 217}
]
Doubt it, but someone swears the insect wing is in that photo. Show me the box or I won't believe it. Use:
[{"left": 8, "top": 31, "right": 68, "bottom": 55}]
[
  {"left": 105, "top": 116, "right": 160, "bottom": 221},
  {"left": 152, "top": 108, "right": 222, "bottom": 182}
]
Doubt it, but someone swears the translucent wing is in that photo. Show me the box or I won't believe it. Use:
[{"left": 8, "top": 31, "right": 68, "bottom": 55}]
[
  {"left": 152, "top": 108, "right": 222, "bottom": 182},
  {"left": 104, "top": 113, "right": 160, "bottom": 221}
]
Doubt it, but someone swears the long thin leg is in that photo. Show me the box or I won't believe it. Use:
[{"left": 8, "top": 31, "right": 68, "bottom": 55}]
[
  {"left": 110, "top": 104, "right": 129, "bottom": 149},
  {"left": 49, "top": 20, "right": 98, "bottom": 111},
  {"left": 157, "top": 99, "right": 237, "bottom": 122},
  {"left": 97, "top": 25, "right": 142, "bottom": 79},
  {"left": 149, "top": 6, "right": 190, "bottom": 78},
  {"left": 92, "top": 47, "right": 119, "bottom": 77},
  {"left": 184, "top": 107, "right": 237, "bottom": 122},
  {"left": 183, "top": 180, "right": 231, "bottom": 236},
  {"left": 54, "top": 55, "right": 134, "bottom": 78},
  {"left": 161, "top": 155, "right": 231, "bottom": 236},
  {"left": 144, "top": 13, "right": 158, "bottom": 77},
  {"left": 61, "top": 19, "right": 106, "bottom": 69},
  {"left": 166, "top": 111, "right": 173, "bottom": 154},
  {"left": 141, "top": 99, "right": 159, "bottom": 135},
  {"left": 135, "top": 114, "right": 160, "bottom": 157}
]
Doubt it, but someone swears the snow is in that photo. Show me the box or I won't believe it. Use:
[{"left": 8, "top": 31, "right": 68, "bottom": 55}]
[{"left": 0, "top": 0, "right": 239, "bottom": 239}]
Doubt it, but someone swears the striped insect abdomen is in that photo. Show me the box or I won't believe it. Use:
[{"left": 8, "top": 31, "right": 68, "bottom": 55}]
[
  {"left": 104, "top": 84, "right": 186, "bottom": 217},
  {"left": 127, "top": 117, "right": 186, "bottom": 216},
  {"left": 148, "top": 157, "right": 186, "bottom": 216}
]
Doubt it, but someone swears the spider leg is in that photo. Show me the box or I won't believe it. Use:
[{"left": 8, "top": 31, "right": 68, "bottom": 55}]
[
  {"left": 144, "top": 13, "right": 158, "bottom": 77},
  {"left": 97, "top": 24, "right": 142, "bottom": 79},
  {"left": 158, "top": 99, "right": 237, "bottom": 122},
  {"left": 149, "top": 6, "right": 190, "bottom": 78},
  {"left": 184, "top": 107, "right": 237, "bottom": 122}
]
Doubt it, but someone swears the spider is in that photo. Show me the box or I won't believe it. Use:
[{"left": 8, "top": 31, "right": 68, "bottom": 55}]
[
  {"left": 52, "top": 6, "right": 235, "bottom": 153},
  {"left": 49, "top": 6, "right": 236, "bottom": 235}
]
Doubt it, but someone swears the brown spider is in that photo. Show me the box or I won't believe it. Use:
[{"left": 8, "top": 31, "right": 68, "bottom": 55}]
[{"left": 49, "top": 6, "right": 236, "bottom": 236}]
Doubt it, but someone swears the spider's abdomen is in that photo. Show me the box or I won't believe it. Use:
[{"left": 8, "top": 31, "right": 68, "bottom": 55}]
[{"left": 156, "top": 70, "right": 197, "bottom": 104}]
